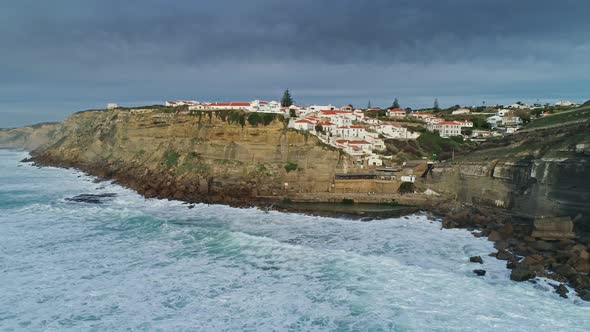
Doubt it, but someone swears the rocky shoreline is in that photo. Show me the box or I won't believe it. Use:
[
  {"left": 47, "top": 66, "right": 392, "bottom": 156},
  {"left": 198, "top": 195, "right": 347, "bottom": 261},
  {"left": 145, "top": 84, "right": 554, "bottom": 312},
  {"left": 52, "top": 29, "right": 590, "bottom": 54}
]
[
  {"left": 442, "top": 206, "right": 590, "bottom": 301},
  {"left": 27, "top": 154, "right": 590, "bottom": 302}
]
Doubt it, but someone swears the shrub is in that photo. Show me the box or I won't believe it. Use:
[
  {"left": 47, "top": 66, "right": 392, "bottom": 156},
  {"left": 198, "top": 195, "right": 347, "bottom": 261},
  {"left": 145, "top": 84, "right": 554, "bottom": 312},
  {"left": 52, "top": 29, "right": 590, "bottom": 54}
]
[
  {"left": 164, "top": 150, "right": 180, "bottom": 168},
  {"left": 398, "top": 182, "right": 415, "bottom": 194},
  {"left": 284, "top": 162, "right": 298, "bottom": 173}
]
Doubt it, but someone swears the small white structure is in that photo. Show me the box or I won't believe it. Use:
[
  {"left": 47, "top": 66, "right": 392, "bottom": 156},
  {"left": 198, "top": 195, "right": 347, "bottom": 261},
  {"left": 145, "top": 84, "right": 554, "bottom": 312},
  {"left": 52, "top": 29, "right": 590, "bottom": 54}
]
[
  {"left": 496, "top": 109, "right": 512, "bottom": 116},
  {"left": 107, "top": 103, "right": 118, "bottom": 110},
  {"left": 452, "top": 108, "right": 471, "bottom": 115},
  {"left": 555, "top": 100, "right": 578, "bottom": 107},
  {"left": 401, "top": 175, "right": 416, "bottom": 183},
  {"left": 486, "top": 115, "right": 504, "bottom": 128},
  {"left": 366, "top": 155, "right": 383, "bottom": 167},
  {"left": 387, "top": 108, "right": 406, "bottom": 118}
]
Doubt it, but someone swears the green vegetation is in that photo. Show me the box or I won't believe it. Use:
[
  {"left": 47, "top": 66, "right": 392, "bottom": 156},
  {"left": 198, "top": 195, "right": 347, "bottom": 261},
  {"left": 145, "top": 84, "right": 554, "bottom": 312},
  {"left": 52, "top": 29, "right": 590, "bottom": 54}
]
[
  {"left": 526, "top": 106, "right": 590, "bottom": 129},
  {"left": 247, "top": 112, "right": 282, "bottom": 127},
  {"left": 398, "top": 182, "right": 415, "bottom": 194},
  {"left": 341, "top": 198, "right": 355, "bottom": 205},
  {"left": 284, "top": 162, "right": 299, "bottom": 173},
  {"left": 163, "top": 150, "right": 180, "bottom": 168},
  {"left": 178, "top": 152, "right": 211, "bottom": 175},
  {"left": 392, "top": 98, "right": 400, "bottom": 109}
]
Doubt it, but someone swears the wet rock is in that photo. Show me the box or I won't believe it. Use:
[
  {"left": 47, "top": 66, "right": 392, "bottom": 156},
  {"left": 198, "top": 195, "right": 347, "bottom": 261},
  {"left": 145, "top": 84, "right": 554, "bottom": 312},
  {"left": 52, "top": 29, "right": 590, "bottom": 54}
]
[
  {"left": 510, "top": 267, "right": 536, "bottom": 281},
  {"left": 506, "top": 259, "right": 518, "bottom": 269},
  {"left": 473, "top": 269, "right": 486, "bottom": 276},
  {"left": 469, "top": 256, "right": 484, "bottom": 264},
  {"left": 496, "top": 249, "right": 514, "bottom": 261},
  {"left": 65, "top": 193, "right": 117, "bottom": 204},
  {"left": 551, "top": 284, "right": 569, "bottom": 299}
]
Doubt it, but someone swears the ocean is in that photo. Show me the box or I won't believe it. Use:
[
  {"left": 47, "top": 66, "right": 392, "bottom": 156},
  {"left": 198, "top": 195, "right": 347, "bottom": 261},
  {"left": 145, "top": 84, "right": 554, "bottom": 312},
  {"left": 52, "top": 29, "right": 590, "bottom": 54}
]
[{"left": 0, "top": 149, "right": 588, "bottom": 331}]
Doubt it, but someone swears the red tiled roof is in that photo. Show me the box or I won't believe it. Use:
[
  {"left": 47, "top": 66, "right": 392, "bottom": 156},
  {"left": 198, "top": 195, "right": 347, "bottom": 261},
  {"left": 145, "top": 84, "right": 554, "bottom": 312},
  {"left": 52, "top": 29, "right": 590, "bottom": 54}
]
[{"left": 295, "top": 119, "right": 313, "bottom": 124}]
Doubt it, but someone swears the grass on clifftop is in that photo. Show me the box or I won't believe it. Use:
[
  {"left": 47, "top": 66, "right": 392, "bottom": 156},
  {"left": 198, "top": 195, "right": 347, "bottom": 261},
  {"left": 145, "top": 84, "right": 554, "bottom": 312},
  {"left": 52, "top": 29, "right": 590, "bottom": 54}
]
[{"left": 526, "top": 106, "right": 590, "bottom": 129}]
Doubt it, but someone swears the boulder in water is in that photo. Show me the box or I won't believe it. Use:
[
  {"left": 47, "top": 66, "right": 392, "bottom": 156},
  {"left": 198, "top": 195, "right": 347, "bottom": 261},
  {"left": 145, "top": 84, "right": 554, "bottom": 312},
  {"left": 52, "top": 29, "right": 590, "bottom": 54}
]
[
  {"left": 469, "top": 256, "right": 483, "bottom": 264},
  {"left": 65, "top": 193, "right": 117, "bottom": 204},
  {"left": 473, "top": 269, "right": 486, "bottom": 276},
  {"left": 510, "top": 267, "right": 536, "bottom": 281}
]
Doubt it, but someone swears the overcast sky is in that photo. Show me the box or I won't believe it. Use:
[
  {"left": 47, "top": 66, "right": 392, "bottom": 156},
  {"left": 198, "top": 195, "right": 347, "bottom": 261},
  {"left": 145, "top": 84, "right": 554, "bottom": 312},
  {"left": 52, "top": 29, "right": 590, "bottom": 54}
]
[{"left": 1, "top": 0, "right": 589, "bottom": 127}]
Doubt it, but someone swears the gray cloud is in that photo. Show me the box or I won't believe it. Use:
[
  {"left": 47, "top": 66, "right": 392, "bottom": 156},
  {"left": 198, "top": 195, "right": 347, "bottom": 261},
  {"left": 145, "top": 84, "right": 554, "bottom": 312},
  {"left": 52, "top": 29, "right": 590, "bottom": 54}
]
[{"left": 1, "top": 0, "right": 589, "bottom": 127}]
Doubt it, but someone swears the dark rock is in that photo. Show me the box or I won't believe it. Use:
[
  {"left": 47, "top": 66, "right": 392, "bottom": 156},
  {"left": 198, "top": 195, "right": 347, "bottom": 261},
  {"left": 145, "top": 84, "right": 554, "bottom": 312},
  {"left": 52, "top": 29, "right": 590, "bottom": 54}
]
[
  {"left": 473, "top": 269, "right": 486, "bottom": 276},
  {"left": 469, "top": 256, "right": 484, "bottom": 264},
  {"left": 488, "top": 230, "right": 502, "bottom": 241},
  {"left": 510, "top": 267, "right": 536, "bottom": 281},
  {"left": 65, "top": 193, "right": 117, "bottom": 204},
  {"left": 580, "top": 291, "right": 590, "bottom": 302},
  {"left": 496, "top": 249, "right": 514, "bottom": 261},
  {"left": 187, "top": 204, "right": 195, "bottom": 209},
  {"left": 523, "top": 254, "right": 545, "bottom": 270},
  {"left": 530, "top": 240, "right": 556, "bottom": 252},
  {"left": 555, "top": 264, "right": 577, "bottom": 279},
  {"left": 551, "top": 284, "right": 569, "bottom": 299},
  {"left": 507, "top": 259, "right": 518, "bottom": 269}
]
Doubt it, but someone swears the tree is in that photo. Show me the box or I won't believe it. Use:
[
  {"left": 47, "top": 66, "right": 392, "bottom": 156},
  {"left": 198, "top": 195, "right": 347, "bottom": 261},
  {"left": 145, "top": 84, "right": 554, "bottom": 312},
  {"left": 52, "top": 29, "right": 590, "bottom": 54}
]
[
  {"left": 433, "top": 98, "right": 439, "bottom": 110},
  {"left": 315, "top": 124, "right": 324, "bottom": 133},
  {"left": 392, "top": 98, "right": 400, "bottom": 109},
  {"left": 367, "top": 100, "right": 372, "bottom": 109},
  {"left": 289, "top": 108, "right": 297, "bottom": 118},
  {"left": 281, "top": 89, "right": 293, "bottom": 107}
]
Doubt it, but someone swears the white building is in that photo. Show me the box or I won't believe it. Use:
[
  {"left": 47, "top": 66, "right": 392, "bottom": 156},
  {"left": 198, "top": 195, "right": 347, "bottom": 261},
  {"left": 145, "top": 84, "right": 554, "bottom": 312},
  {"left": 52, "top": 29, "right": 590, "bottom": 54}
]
[
  {"left": 249, "top": 100, "right": 282, "bottom": 113},
  {"left": 496, "top": 109, "right": 512, "bottom": 116},
  {"left": 501, "top": 115, "right": 523, "bottom": 126},
  {"left": 204, "top": 102, "right": 250, "bottom": 110},
  {"left": 334, "top": 125, "right": 366, "bottom": 138},
  {"left": 166, "top": 100, "right": 200, "bottom": 107},
  {"left": 555, "top": 100, "right": 578, "bottom": 107},
  {"left": 452, "top": 108, "right": 471, "bottom": 115},
  {"left": 387, "top": 108, "right": 406, "bottom": 118},
  {"left": 486, "top": 115, "right": 504, "bottom": 128},
  {"left": 428, "top": 121, "right": 462, "bottom": 138},
  {"left": 335, "top": 139, "right": 373, "bottom": 156},
  {"left": 290, "top": 119, "right": 314, "bottom": 131},
  {"left": 107, "top": 103, "right": 118, "bottom": 110}
]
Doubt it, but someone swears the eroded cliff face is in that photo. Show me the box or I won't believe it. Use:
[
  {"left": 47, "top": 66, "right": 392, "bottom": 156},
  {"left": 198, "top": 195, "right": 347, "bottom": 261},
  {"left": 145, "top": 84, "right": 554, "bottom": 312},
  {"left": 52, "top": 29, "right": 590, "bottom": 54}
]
[
  {"left": 0, "top": 122, "right": 62, "bottom": 150},
  {"left": 425, "top": 123, "right": 590, "bottom": 232},
  {"left": 31, "top": 109, "right": 348, "bottom": 205}
]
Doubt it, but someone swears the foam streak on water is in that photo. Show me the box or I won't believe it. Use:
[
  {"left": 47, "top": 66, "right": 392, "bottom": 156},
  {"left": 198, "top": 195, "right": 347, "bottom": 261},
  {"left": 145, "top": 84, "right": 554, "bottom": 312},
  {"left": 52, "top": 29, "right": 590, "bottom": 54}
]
[{"left": 0, "top": 150, "right": 588, "bottom": 331}]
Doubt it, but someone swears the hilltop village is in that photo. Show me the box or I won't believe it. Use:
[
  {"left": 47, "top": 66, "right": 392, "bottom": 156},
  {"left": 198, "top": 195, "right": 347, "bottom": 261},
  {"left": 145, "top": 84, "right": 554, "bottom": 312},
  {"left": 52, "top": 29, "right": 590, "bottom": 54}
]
[{"left": 145, "top": 97, "right": 582, "bottom": 169}]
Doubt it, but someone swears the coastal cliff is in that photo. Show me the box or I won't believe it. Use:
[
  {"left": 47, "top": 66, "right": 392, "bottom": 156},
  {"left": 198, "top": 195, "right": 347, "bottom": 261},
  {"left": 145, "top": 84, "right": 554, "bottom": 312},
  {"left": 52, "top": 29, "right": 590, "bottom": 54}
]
[
  {"left": 30, "top": 108, "right": 348, "bottom": 206},
  {"left": 426, "top": 122, "right": 590, "bottom": 233},
  {"left": 0, "top": 122, "right": 61, "bottom": 150}
]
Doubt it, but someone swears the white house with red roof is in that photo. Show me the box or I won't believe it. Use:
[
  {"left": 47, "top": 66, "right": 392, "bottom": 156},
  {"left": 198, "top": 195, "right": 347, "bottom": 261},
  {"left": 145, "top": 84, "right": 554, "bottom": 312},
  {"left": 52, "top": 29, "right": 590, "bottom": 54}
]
[
  {"left": 249, "top": 100, "right": 282, "bottom": 113},
  {"left": 291, "top": 119, "right": 314, "bottom": 131},
  {"left": 335, "top": 139, "right": 373, "bottom": 156}
]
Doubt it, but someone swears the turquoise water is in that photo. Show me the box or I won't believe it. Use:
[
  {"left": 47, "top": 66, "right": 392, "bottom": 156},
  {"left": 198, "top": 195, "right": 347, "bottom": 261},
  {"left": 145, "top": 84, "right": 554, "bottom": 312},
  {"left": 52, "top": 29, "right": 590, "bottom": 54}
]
[{"left": 0, "top": 149, "right": 588, "bottom": 331}]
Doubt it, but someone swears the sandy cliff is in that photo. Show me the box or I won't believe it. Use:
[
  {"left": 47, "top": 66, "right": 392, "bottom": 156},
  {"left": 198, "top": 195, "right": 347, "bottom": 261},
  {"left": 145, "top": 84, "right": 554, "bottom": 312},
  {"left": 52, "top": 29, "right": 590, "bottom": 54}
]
[{"left": 30, "top": 108, "right": 348, "bottom": 205}]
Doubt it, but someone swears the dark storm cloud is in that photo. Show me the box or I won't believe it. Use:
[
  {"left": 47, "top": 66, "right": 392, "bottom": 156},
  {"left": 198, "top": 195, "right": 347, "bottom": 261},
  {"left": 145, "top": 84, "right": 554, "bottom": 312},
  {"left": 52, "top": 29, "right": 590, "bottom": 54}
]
[{"left": 1, "top": 0, "right": 589, "bottom": 127}]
